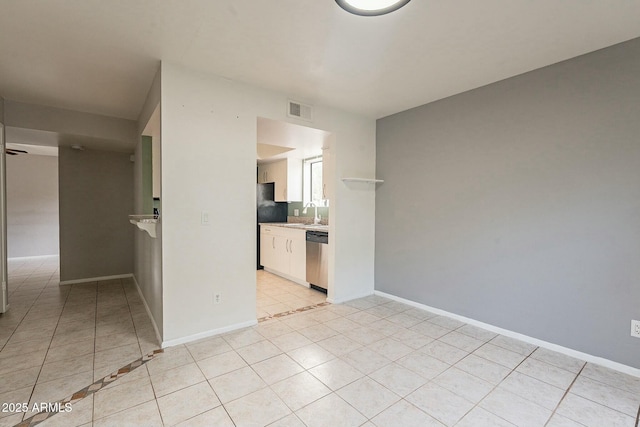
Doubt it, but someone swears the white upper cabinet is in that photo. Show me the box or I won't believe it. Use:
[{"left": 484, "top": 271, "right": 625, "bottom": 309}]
[{"left": 258, "top": 158, "right": 302, "bottom": 202}]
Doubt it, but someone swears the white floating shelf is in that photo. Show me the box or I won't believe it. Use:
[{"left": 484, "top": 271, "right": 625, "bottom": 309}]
[
  {"left": 129, "top": 215, "right": 160, "bottom": 238},
  {"left": 341, "top": 177, "right": 384, "bottom": 183}
]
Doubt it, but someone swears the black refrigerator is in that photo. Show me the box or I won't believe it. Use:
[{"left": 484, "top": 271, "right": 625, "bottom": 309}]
[{"left": 257, "top": 183, "right": 288, "bottom": 269}]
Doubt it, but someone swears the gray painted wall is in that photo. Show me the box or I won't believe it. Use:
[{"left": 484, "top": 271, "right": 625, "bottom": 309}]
[
  {"left": 59, "top": 147, "right": 133, "bottom": 281},
  {"left": 6, "top": 154, "right": 59, "bottom": 257},
  {"left": 376, "top": 38, "right": 640, "bottom": 368}
]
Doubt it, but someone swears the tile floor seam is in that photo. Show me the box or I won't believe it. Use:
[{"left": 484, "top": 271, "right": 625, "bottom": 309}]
[
  {"left": 556, "top": 367, "right": 640, "bottom": 423},
  {"left": 445, "top": 341, "right": 542, "bottom": 427},
  {"left": 542, "top": 362, "right": 586, "bottom": 427},
  {"left": 20, "top": 281, "right": 71, "bottom": 422},
  {"left": 0, "top": 276, "right": 47, "bottom": 353},
  {"left": 122, "top": 283, "right": 144, "bottom": 359}
]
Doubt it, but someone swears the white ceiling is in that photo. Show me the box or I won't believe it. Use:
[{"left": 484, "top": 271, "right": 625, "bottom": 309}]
[
  {"left": 1, "top": 1, "right": 640, "bottom": 121},
  {"left": 257, "top": 117, "right": 330, "bottom": 163}
]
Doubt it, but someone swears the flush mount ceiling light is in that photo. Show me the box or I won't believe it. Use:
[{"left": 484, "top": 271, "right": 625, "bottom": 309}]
[{"left": 335, "top": 0, "right": 411, "bottom": 16}]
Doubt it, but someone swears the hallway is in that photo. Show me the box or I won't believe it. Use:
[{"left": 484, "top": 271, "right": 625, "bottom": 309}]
[{"left": 0, "top": 257, "right": 159, "bottom": 426}]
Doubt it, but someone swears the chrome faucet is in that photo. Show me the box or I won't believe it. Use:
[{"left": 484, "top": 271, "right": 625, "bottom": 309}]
[{"left": 302, "top": 202, "right": 321, "bottom": 224}]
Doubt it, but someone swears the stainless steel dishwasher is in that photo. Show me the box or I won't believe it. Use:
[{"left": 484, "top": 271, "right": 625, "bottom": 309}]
[{"left": 306, "top": 230, "right": 328, "bottom": 293}]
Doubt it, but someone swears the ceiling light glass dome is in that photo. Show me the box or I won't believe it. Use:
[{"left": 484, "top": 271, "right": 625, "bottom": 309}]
[{"left": 335, "top": 0, "right": 412, "bottom": 16}]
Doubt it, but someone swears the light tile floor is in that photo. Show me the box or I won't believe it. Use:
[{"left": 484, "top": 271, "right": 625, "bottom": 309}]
[
  {"left": 256, "top": 270, "right": 327, "bottom": 319},
  {"left": 2, "top": 259, "right": 639, "bottom": 426},
  {"left": 0, "top": 256, "right": 159, "bottom": 426}
]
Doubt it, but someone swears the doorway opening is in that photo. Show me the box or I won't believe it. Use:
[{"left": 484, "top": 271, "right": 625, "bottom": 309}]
[
  {"left": 255, "top": 117, "right": 333, "bottom": 320},
  {"left": 4, "top": 142, "right": 60, "bottom": 311}
]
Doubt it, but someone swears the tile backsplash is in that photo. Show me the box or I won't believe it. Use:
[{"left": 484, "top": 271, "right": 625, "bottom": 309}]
[{"left": 287, "top": 201, "right": 329, "bottom": 220}]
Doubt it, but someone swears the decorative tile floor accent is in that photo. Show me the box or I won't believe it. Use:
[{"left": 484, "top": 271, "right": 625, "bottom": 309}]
[
  {"left": 258, "top": 301, "right": 332, "bottom": 323},
  {"left": 14, "top": 349, "right": 164, "bottom": 427},
  {"left": 256, "top": 270, "right": 328, "bottom": 318},
  {"left": 0, "top": 256, "right": 161, "bottom": 425}
]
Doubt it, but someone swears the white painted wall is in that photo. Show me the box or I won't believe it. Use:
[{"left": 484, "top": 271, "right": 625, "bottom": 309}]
[
  {"left": 0, "top": 111, "right": 8, "bottom": 314},
  {"left": 160, "top": 62, "right": 376, "bottom": 344},
  {"left": 5, "top": 100, "right": 137, "bottom": 145},
  {"left": 6, "top": 153, "right": 59, "bottom": 257},
  {"left": 134, "top": 67, "right": 163, "bottom": 339}
]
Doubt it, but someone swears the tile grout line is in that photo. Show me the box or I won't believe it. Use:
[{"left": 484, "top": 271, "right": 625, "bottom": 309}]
[
  {"left": 14, "top": 348, "right": 164, "bottom": 427},
  {"left": 0, "top": 271, "right": 50, "bottom": 353},
  {"left": 183, "top": 339, "right": 238, "bottom": 426},
  {"left": 122, "top": 278, "right": 166, "bottom": 427},
  {"left": 91, "top": 282, "right": 99, "bottom": 425},
  {"left": 434, "top": 333, "right": 537, "bottom": 427},
  {"left": 542, "top": 362, "right": 586, "bottom": 427},
  {"left": 21, "top": 277, "right": 72, "bottom": 422}
]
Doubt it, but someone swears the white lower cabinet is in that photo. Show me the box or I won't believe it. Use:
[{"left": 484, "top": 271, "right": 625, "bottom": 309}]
[{"left": 260, "top": 225, "right": 306, "bottom": 284}]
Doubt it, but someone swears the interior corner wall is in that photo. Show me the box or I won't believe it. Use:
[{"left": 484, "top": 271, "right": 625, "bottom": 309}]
[
  {"left": 59, "top": 147, "right": 133, "bottom": 281},
  {"left": 134, "top": 65, "right": 163, "bottom": 339},
  {"left": 6, "top": 154, "right": 59, "bottom": 257},
  {"left": 160, "top": 62, "right": 375, "bottom": 343},
  {"left": 133, "top": 137, "right": 163, "bottom": 338},
  {"left": 375, "top": 38, "right": 640, "bottom": 369}
]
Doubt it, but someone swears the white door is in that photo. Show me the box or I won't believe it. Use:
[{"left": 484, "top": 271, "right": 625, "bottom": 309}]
[{"left": 0, "top": 122, "right": 8, "bottom": 313}]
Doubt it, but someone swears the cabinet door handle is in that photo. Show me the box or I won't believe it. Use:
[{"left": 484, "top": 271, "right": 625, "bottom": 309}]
[
  {"left": 289, "top": 240, "right": 293, "bottom": 253},
  {"left": 323, "top": 184, "right": 326, "bottom": 199},
  {"left": 272, "top": 236, "right": 275, "bottom": 249}
]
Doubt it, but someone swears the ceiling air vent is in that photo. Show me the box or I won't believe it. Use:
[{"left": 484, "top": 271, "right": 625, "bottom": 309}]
[{"left": 287, "top": 100, "right": 313, "bottom": 122}]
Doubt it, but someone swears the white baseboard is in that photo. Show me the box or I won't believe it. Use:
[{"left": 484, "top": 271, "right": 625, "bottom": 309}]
[
  {"left": 131, "top": 275, "right": 163, "bottom": 347},
  {"left": 59, "top": 273, "right": 133, "bottom": 285},
  {"left": 327, "top": 291, "right": 374, "bottom": 305},
  {"left": 161, "top": 319, "right": 258, "bottom": 348},
  {"left": 374, "top": 290, "right": 640, "bottom": 378}
]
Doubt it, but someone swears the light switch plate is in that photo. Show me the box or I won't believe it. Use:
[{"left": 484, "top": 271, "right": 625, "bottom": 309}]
[{"left": 201, "top": 211, "right": 210, "bottom": 225}]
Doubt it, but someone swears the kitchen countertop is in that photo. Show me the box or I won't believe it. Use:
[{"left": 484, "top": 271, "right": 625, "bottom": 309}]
[{"left": 260, "top": 222, "right": 329, "bottom": 232}]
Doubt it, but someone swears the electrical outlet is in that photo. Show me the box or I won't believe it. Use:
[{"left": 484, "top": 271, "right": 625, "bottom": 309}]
[
  {"left": 631, "top": 320, "right": 640, "bottom": 338},
  {"left": 214, "top": 293, "right": 221, "bottom": 305}
]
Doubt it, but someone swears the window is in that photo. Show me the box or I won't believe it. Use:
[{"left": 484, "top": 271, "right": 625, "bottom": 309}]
[{"left": 303, "top": 157, "right": 323, "bottom": 204}]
